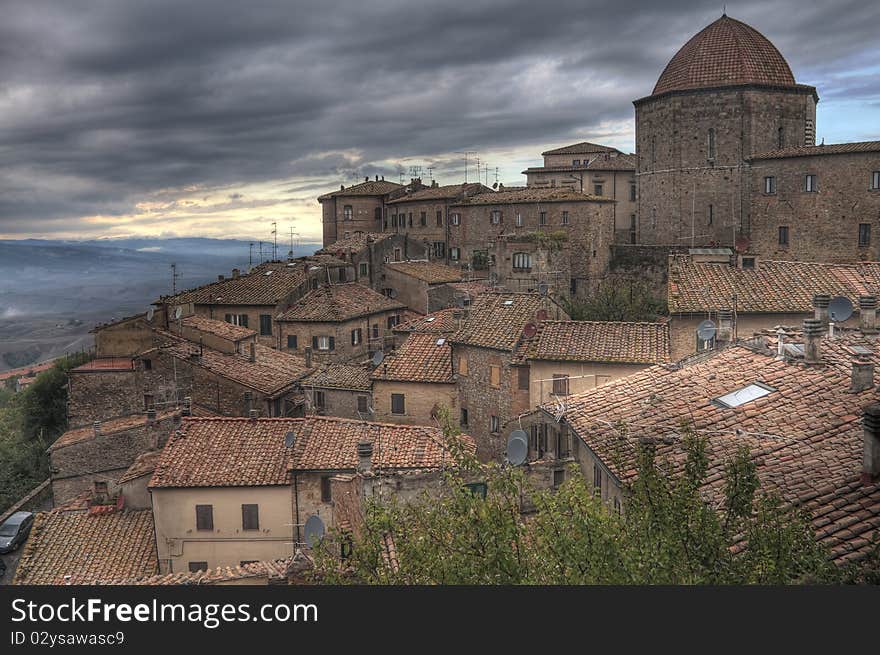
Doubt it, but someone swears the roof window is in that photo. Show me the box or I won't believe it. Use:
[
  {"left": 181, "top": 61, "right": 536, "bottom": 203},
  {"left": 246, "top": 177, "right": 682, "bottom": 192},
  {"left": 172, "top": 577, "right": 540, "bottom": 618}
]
[{"left": 713, "top": 382, "right": 775, "bottom": 409}]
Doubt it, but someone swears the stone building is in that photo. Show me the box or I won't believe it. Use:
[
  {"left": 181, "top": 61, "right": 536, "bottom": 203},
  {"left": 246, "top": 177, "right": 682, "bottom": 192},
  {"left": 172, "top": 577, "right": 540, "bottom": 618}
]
[
  {"left": 316, "top": 231, "right": 426, "bottom": 289},
  {"left": 426, "top": 280, "right": 491, "bottom": 313},
  {"left": 371, "top": 332, "right": 457, "bottom": 425},
  {"left": 635, "top": 14, "right": 819, "bottom": 248},
  {"left": 381, "top": 260, "right": 465, "bottom": 313},
  {"left": 449, "top": 291, "right": 569, "bottom": 460},
  {"left": 391, "top": 307, "right": 459, "bottom": 348},
  {"left": 300, "top": 362, "right": 373, "bottom": 419},
  {"left": 276, "top": 282, "right": 406, "bottom": 362}
]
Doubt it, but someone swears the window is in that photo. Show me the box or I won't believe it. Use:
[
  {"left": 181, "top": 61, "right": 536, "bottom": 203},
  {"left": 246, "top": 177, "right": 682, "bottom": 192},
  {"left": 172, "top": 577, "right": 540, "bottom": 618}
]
[
  {"left": 321, "top": 476, "right": 332, "bottom": 503},
  {"left": 539, "top": 211, "right": 547, "bottom": 226},
  {"left": 489, "top": 364, "right": 501, "bottom": 388},
  {"left": 553, "top": 469, "right": 565, "bottom": 489},
  {"left": 460, "top": 407, "right": 469, "bottom": 428},
  {"left": 241, "top": 504, "right": 259, "bottom": 531},
  {"left": 338, "top": 267, "right": 347, "bottom": 282},
  {"left": 515, "top": 213, "right": 523, "bottom": 227},
  {"left": 196, "top": 505, "right": 213, "bottom": 531},
  {"left": 630, "top": 183, "right": 637, "bottom": 202},
  {"left": 343, "top": 205, "right": 353, "bottom": 221},
  {"left": 872, "top": 171, "right": 880, "bottom": 190},
  {"left": 357, "top": 395, "right": 368, "bottom": 414},
  {"left": 310, "top": 278, "right": 319, "bottom": 290},
  {"left": 143, "top": 358, "right": 152, "bottom": 371},
  {"left": 432, "top": 241, "right": 446, "bottom": 259},
  {"left": 314, "top": 390, "right": 326, "bottom": 411},
  {"left": 552, "top": 374, "right": 570, "bottom": 396},
  {"left": 778, "top": 126, "right": 785, "bottom": 149},
  {"left": 372, "top": 324, "right": 379, "bottom": 339},
  {"left": 557, "top": 430, "right": 570, "bottom": 458},
  {"left": 459, "top": 356, "right": 468, "bottom": 376},
  {"left": 707, "top": 204, "right": 713, "bottom": 226},
  {"left": 391, "top": 215, "right": 398, "bottom": 228},
  {"left": 259, "top": 314, "right": 272, "bottom": 336},
  {"left": 351, "top": 328, "right": 362, "bottom": 346},
  {"left": 283, "top": 334, "right": 297, "bottom": 350},
  {"left": 572, "top": 159, "right": 581, "bottom": 166},
  {"left": 94, "top": 480, "right": 108, "bottom": 494},
  {"left": 391, "top": 393, "right": 405, "bottom": 415},
  {"left": 570, "top": 278, "right": 578, "bottom": 296},
  {"left": 859, "top": 223, "right": 871, "bottom": 247},
  {"left": 226, "top": 313, "right": 249, "bottom": 327},
  {"left": 450, "top": 213, "right": 460, "bottom": 226},
  {"left": 593, "top": 463, "right": 603, "bottom": 491},
  {"left": 450, "top": 247, "right": 460, "bottom": 261},
  {"left": 313, "top": 335, "right": 334, "bottom": 351},
  {"left": 512, "top": 252, "right": 531, "bottom": 270},
  {"left": 764, "top": 176, "right": 776, "bottom": 195},
  {"left": 518, "top": 366, "right": 530, "bottom": 390},
  {"left": 436, "top": 210, "right": 443, "bottom": 226},
  {"left": 189, "top": 562, "right": 208, "bottom": 573},
  {"left": 805, "top": 174, "right": 817, "bottom": 192},
  {"left": 561, "top": 210, "right": 569, "bottom": 225},
  {"left": 490, "top": 210, "right": 502, "bottom": 225},
  {"left": 741, "top": 257, "right": 756, "bottom": 270},
  {"left": 490, "top": 415, "right": 500, "bottom": 433},
  {"left": 778, "top": 225, "right": 789, "bottom": 247},
  {"left": 359, "top": 262, "right": 368, "bottom": 277},
  {"left": 387, "top": 315, "right": 400, "bottom": 329},
  {"left": 420, "top": 211, "right": 427, "bottom": 226},
  {"left": 143, "top": 394, "right": 155, "bottom": 410},
  {"left": 408, "top": 212, "right": 413, "bottom": 227},
  {"left": 393, "top": 248, "right": 401, "bottom": 261},
  {"left": 707, "top": 128, "right": 716, "bottom": 160},
  {"left": 593, "top": 184, "right": 603, "bottom": 196},
  {"left": 713, "top": 382, "right": 774, "bottom": 409}
]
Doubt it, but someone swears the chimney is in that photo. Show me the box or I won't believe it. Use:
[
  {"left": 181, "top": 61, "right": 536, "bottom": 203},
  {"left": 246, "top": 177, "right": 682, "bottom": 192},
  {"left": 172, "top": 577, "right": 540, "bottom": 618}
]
[
  {"left": 813, "top": 294, "right": 830, "bottom": 325},
  {"left": 182, "top": 397, "right": 192, "bottom": 417},
  {"left": 357, "top": 441, "right": 373, "bottom": 473},
  {"left": 146, "top": 408, "right": 157, "bottom": 422},
  {"left": 852, "top": 357, "right": 874, "bottom": 393},
  {"left": 862, "top": 404, "right": 880, "bottom": 483},
  {"left": 93, "top": 420, "right": 101, "bottom": 436},
  {"left": 304, "top": 346, "right": 313, "bottom": 368},
  {"left": 218, "top": 274, "right": 225, "bottom": 282},
  {"left": 232, "top": 268, "right": 240, "bottom": 278},
  {"left": 340, "top": 184, "right": 345, "bottom": 191},
  {"left": 716, "top": 309, "right": 734, "bottom": 342},
  {"left": 249, "top": 342, "right": 256, "bottom": 363},
  {"left": 375, "top": 175, "right": 379, "bottom": 181},
  {"left": 802, "top": 318, "right": 824, "bottom": 363},
  {"left": 249, "top": 408, "right": 259, "bottom": 421},
  {"left": 365, "top": 176, "right": 369, "bottom": 183},
  {"left": 860, "top": 295, "right": 877, "bottom": 333}
]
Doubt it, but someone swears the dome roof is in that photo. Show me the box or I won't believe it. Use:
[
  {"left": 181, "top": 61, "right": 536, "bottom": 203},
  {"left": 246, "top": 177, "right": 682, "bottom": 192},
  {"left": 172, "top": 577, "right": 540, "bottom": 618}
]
[{"left": 652, "top": 15, "right": 796, "bottom": 96}]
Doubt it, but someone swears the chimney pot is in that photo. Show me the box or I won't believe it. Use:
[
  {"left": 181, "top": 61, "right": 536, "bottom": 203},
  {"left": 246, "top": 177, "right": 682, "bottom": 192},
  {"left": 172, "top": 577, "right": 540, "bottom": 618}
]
[
  {"left": 93, "top": 420, "right": 101, "bottom": 436},
  {"left": 218, "top": 274, "right": 225, "bottom": 281},
  {"left": 862, "top": 404, "right": 880, "bottom": 482},
  {"left": 357, "top": 440, "right": 373, "bottom": 473},
  {"left": 365, "top": 176, "right": 369, "bottom": 183},
  {"left": 249, "top": 409, "right": 259, "bottom": 420},
  {"left": 802, "top": 318, "right": 824, "bottom": 364},
  {"left": 859, "top": 295, "right": 878, "bottom": 333},
  {"left": 232, "top": 268, "right": 240, "bottom": 278},
  {"left": 813, "top": 294, "right": 831, "bottom": 325},
  {"left": 717, "top": 309, "right": 734, "bottom": 341},
  {"left": 851, "top": 357, "right": 874, "bottom": 393}
]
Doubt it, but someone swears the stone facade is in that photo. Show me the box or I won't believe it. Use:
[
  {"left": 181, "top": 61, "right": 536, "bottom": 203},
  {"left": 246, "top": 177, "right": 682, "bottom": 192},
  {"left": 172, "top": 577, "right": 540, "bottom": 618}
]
[
  {"left": 278, "top": 311, "right": 403, "bottom": 363},
  {"left": 371, "top": 379, "right": 457, "bottom": 426}
]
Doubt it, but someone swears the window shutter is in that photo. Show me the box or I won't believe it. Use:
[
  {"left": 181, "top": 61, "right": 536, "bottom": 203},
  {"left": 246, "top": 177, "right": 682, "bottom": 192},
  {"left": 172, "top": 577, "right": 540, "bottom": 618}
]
[
  {"left": 312, "top": 336, "right": 318, "bottom": 349},
  {"left": 328, "top": 336, "right": 335, "bottom": 351}
]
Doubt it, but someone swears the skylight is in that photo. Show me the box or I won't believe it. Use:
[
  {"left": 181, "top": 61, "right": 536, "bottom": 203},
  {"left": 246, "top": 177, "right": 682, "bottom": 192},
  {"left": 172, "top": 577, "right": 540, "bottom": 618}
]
[
  {"left": 425, "top": 317, "right": 436, "bottom": 322},
  {"left": 503, "top": 300, "right": 514, "bottom": 306},
  {"left": 713, "top": 382, "right": 775, "bottom": 409},
  {"left": 436, "top": 338, "right": 446, "bottom": 346},
  {"left": 849, "top": 345, "right": 873, "bottom": 356}
]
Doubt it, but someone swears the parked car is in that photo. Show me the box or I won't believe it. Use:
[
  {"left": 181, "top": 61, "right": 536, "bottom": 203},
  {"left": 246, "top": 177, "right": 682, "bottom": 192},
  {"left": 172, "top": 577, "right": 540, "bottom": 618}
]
[{"left": 0, "top": 511, "right": 34, "bottom": 554}]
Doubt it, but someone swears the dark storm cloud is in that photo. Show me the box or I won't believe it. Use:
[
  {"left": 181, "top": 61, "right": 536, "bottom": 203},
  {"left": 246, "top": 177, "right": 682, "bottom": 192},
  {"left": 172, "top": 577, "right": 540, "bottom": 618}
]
[{"left": 1, "top": 0, "right": 878, "bottom": 235}]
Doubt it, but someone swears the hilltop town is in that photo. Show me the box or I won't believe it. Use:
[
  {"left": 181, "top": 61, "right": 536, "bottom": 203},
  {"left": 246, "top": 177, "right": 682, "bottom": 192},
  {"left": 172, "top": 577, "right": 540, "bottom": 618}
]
[{"left": 3, "top": 15, "right": 880, "bottom": 585}]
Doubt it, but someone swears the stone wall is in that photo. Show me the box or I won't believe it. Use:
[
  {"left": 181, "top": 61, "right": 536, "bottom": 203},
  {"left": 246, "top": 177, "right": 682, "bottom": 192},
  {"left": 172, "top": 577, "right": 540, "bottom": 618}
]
[
  {"left": 279, "top": 311, "right": 402, "bottom": 363},
  {"left": 371, "top": 380, "right": 457, "bottom": 425},
  {"left": 302, "top": 385, "right": 371, "bottom": 420}
]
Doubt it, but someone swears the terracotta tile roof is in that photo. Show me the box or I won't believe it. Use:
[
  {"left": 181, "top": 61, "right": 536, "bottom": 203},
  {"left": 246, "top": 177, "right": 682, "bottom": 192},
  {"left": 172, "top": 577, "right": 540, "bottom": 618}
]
[
  {"left": 527, "top": 321, "right": 670, "bottom": 364},
  {"left": 668, "top": 255, "right": 880, "bottom": 314},
  {"left": 161, "top": 261, "right": 306, "bottom": 307},
  {"left": 277, "top": 283, "right": 405, "bottom": 322},
  {"left": 289, "top": 416, "right": 474, "bottom": 472},
  {"left": 106, "top": 558, "right": 294, "bottom": 585},
  {"left": 155, "top": 332, "right": 310, "bottom": 395},
  {"left": 372, "top": 333, "right": 454, "bottom": 384},
  {"left": 0, "top": 359, "right": 57, "bottom": 382},
  {"left": 393, "top": 308, "right": 459, "bottom": 334},
  {"left": 548, "top": 341, "right": 880, "bottom": 564},
  {"left": 651, "top": 16, "right": 798, "bottom": 97},
  {"left": 450, "top": 292, "right": 569, "bottom": 352},
  {"left": 50, "top": 410, "right": 178, "bottom": 452},
  {"left": 385, "top": 183, "right": 492, "bottom": 205},
  {"left": 118, "top": 450, "right": 163, "bottom": 484},
  {"left": 749, "top": 141, "right": 880, "bottom": 161},
  {"left": 384, "top": 260, "right": 464, "bottom": 284},
  {"left": 451, "top": 187, "right": 613, "bottom": 205},
  {"left": 12, "top": 509, "right": 158, "bottom": 584},
  {"left": 317, "top": 232, "right": 392, "bottom": 254},
  {"left": 71, "top": 357, "right": 134, "bottom": 372},
  {"left": 523, "top": 153, "right": 638, "bottom": 174},
  {"left": 317, "top": 179, "right": 403, "bottom": 201},
  {"left": 302, "top": 363, "right": 373, "bottom": 391},
  {"left": 541, "top": 141, "right": 621, "bottom": 156},
  {"left": 180, "top": 315, "right": 255, "bottom": 341},
  {"left": 149, "top": 417, "right": 294, "bottom": 488},
  {"left": 448, "top": 281, "right": 492, "bottom": 296}
]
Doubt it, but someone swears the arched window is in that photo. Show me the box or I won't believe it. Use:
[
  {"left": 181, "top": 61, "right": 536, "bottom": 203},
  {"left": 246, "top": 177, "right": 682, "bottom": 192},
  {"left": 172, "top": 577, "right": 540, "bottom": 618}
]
[
  {"left": 707, "top": 128, "right": 717, "bottom": 160},
  {"left": 512, "top": 252, "right": 531, "bottom": 270}
]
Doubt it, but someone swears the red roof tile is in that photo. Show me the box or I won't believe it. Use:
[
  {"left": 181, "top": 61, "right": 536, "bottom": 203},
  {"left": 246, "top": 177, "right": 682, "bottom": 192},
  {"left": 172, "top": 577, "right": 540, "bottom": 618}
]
[
  {"left": 384, "top": 260, "right": 464, "bottom": 284},
  {"left": 372, "top": 333, "right": 454, "bottom": 384},
  {"left": 527, "top": 321, "right": 670, "bottom": 364},
  {"left": 750, "top": 141, "right": 880, "bottom": 161},
  {"left": 50, "top": 410, "right": 178, "bottom": 452},
  {"left": 277, "top": 283, "right": 405, "bottom": 322},
  {"left": 72, "top": 357, "right": 134, "bottom": 372},
  {"left": 393, "top": 308, "right": 459, "bottom": 334},
  {"left": 179, "top": 315, "right": 255, "bottom": 341}
]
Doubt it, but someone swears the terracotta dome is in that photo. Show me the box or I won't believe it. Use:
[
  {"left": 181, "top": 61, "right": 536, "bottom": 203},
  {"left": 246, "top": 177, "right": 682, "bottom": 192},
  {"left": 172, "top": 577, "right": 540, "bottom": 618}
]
[{"left": 652, "top": 15, "right": 796, "bottom": 96}]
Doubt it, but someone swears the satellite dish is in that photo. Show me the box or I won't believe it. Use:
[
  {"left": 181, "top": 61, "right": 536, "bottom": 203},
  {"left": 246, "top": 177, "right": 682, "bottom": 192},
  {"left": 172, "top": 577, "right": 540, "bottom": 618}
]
[
  {"left": 522, "top": 322, "right": 537, "bottom": 339},
  {"left": 371, "top": 351, "right": 385, "bottom": 366},
  {"left": 697, "top": 319, "right": 717, "bottom": 340},
  {"left": 146, "top": 308, "right": 155, "bottom": 322},
  {"left": 284, "top": 431, "right": 296, "bottom": 448},
  {"left": 303, "top": 515, "right": 325, "bottom": 547},
  {"left": 389, "top": 289, "right": 398, "bottom": 299},
  {"left": 506, "top": 430, "right": 528, "bottom": 466},
  {"left": 537, "top": 282, "right": 549, "bottom": 296},
  {"left": 174, "top": 306, "right": 183, "bottom": 320},
  {"left": 829, "top": 296, "right": 853, "bottom": 322}
]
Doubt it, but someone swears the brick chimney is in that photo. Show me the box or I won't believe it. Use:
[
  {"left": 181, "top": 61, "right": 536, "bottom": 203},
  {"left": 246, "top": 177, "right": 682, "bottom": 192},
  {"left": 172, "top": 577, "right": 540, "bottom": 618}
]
[
  {"left": 716, "top": 309, "right": 734, "bottom": 342},
  {"left": 862, "top": 404, "right": 880, "bottom": 484},
  {"left": 304, "top": 346, "right": 312, "bottom": 368},
  {"left": 852, "top": 356, "right": 875, "bottom": 393},
  {"left": 859, "top": 295, "right": 877, "bottom": 333},
  {"left": 249, "top": 342, "right": 256, "bottom": 363},
  {"left": 357, "top": 441, "right": 373, "bottom": 473},
  {"left": 182, "top": 396, "right": 192, "bottom": 417},
  {"left": 802, "top": 318, "right": 823, "bottom": 364},
  {"left": 813, "top": 294, "right": 830, "bottom": 325}
]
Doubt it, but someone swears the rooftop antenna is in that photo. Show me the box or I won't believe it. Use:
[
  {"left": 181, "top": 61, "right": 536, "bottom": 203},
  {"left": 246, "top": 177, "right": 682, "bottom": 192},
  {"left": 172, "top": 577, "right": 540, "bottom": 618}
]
[
  {"left": 455, "top": 151, "right": 476, "bottom": 183},
  {"left": 408, "top": 165, "right": 422, "bottom": 179},
  {"left": 171, "top": 263, "right": 180, "bottom": 294},
  {"left": 271, "top": 221, "right": 278, "bottom": 260},
  {"left": 259, "top": 241, "right": 264, "bottom": 263},
  {"left": 494, "top": 166, "right": 500, "bottom": 186},
  {"left": 249, "top": 242, "right": 254, "bottom": 268},
  {"left": 289, "top": 225, "right": 298, "bottom": 259},
  {"left": 427, "top": 166, "right": 434, "bottom": 183}
]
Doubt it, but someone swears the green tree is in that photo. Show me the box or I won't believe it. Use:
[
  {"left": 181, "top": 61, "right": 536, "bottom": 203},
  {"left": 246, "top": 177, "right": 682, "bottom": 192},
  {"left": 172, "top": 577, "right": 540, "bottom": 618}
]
[{"left": 562, "top": 280, "right": 667, "bottom": 322}]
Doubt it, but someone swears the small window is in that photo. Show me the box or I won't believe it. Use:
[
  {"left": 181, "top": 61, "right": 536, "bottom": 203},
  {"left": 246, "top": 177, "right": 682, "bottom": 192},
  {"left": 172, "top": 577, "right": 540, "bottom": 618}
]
[
  {"left": 321, "top": 476, "right": 332, "bottom": 503},
  {"left": 196, "top": 505, "right": 213, "bottom": 531},
  {"left": 450, "top": 213, "right": 461, "bottom": 226},
  {"left": 707, "top": 128, "right": 716, "bottom": 160},
  {"left": 436, "top": 210, "right": 443, "bottom": 226},
  {"left": 314, "top": 390, "right": 326, "bottom": 411},
  {"left": 873, "top": 171, "right": 880, "bottom": 190},
  {"left": 420, "top": 211, "right": 427, "bottom": 226},
  {"left": 561, "top": 211, "right": 569, "bottom": 225},
  {"left": 512, "top": 252, "right": 531, "bottom": 270},
  {"left": 572, "top": 159, "right": 580, "bottom": 166},
  {"left": 764, "top": 176, "right": 776, "bottom": 195},
  {"left": 391, "top": 393, "right": 405, "bottom": 415},
  {"left": 778, "top": 226, "right": 789, "bottom": 247},
  {"left": 450, "top": 247, "right": 461, "bottom": 261},
  {"left": 490, "top": 415, "right": 500, "bottom": 433},
  {"left": 489, "top": 364, "right": 501, "bottom": 388},
  {"left": 515, "top": 213, "right": 523, "bottom": 227},
  {"left": 188, "top": 561, "right": 208, "bottom": 573},
  {"left": 778, "top": 126, "right": 785, "bottom": 148},
  {"left": 553, "top": 469, "right": 565, "bottom": 489},
  {"left": 143, "top": 394, "right": 155, "bottom": 410},
  {"left": 593, "top": 184, "right": 603, "bottom": 196},
  {"left": 459, "top": 356, "right": 468, "bottom": 376},
  {"left": 707, "top": 204, "right": 713, "bottom": 226},
  {"left": 241, "top": 504, "right": 259, "bottom": 530},
  {"left": 859, "top": 223, "right": 871, "bottom": 247},
  {"left": 713, "top": 382, "right": 775, "bottom": 409},
  {"left": 287, "top": 334, "right": 298, "bottom": 350},
  {"left": 343, "top": 205, "right": 353, "bottom": 221},
  {"left": 629, "top": 183, "right": 637, "bottom": 202},
  {"left": 539, "top": 211, "right": 547, "bottom": 226},
  {"left": 552, "top": 374, "right": 569, "bottom": 396},
  {"left": 460, "top": 407, "right": 469, "bottom": 428},
  {"left": 593, "top": 463, "right": 603, "bottom": 491},
  {"left": 357, "top": 396, "right": 368, "bottom": 414},
  {"left": 393, "top": 248, "right": 401, "bottom": 261},
  {"left": 314, "top": 335, "right": 334, "bottom": 351},
  {"left": 517, "top": 366, "right": 530, "bottom": 390},
  {"left": 94, "top": 480, "right": 108, "bottom": 494},
  {"left": 805, "top": 174, "right": 817, "bottom": 192},
  {"left": 143, "top": 358, "right": 152, "bottom": 371},
  {"left": 238, "top": 314, "right": 249, "bottom": 328},
  {"left": 408, "top": 212, "right": 413, "bottom": 227},
  {"left": 490, "top": 210, "right": 502, "bottom": 225},
  {"left": 259, "top": 314, "right": 272, "bottom": 336},
  {"left": 432, "top": 241, "right": 446, "bottom": 259},
  {"left": 387, "top": 315, "right": 400, "bottom": 329},
  {"left": 359, "top": 262, "right": 368, "bottom": 277},
  {"left": 372, "top": 323, "right": 379, "bottom": 339},
  {"left": 741, "top": 257, "right": 756, "bottom": 270},
  {"left": 351, "top": 328, "right": 362, "bottom": 346}
]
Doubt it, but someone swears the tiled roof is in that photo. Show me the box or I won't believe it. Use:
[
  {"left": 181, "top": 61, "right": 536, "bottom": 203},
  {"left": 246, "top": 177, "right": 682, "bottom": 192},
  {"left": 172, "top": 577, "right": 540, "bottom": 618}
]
[
  {"left": 302, "top": 363, "right": 373, "bottom": 391},
  {"left": 71, "top": 357, "right": 134, "bottom": 372},
  {"left": 541, "top": 141, "right": 620, "bottom": 156},
  {"left": 289, "top": 416, "right": 474, "bottom": 472},
  {"left": 372, "top": 333, "right": 454, "bottom": 384},
  {"left": 277, "top": 283, "right": 405, "bottom": 322},
  {"left": 106, "top": 558, "right": 294, "bottom": 585},
  {"left": 548, "top": 339, "right": 880, "bottom": 564},
  {"left": 450, "top": 292, "right": 569, "bottom": 352},
  {"left": 385, "top": 183, "right": 492, "bottom": 205},
  {"left": 668, "top": 256, "right": 880, "bottom": 314},
  {"left": 384, "top": 261, "right": 464, "bottom": 284},
  {"left": 527, "top": 321, "right": 670, "bottom": 364},
  {"left": 651, "top": 16, "right": 798, "bottom": 96},
  {"left": 451, "top": 187, "right": 613, "bottom": 205},
  {"left": 161, "top": 261, "right": 306, "bottom": 307},
  {"left": 393, "top": 308, "right": 459, "bottom": 334},
  {"left": 750, "top": 141, "right": 880, "bottom": 161},
  {"left": 0, "top": 359, "right": 57, "bottom": 382},
  {"left": 318, "top": 232, "right": 392, "bottom": 254},
  {"left": 118, "top": 450, "right": 163, "bottom": 484},
  {"left": 149, "top": 417, "right": 294, "bottom": 488},
  {"left": 49, "top": 410, "right": 177, "bottom": 452},
  {"left": 317, "top": 179, "right": 402, "bottom": 201},
  {"left": 155, "top": 332, "right": 310, "bottom": 395},
  {"left": 524, "top": 153, "right": 637, "bottom": 174},
  {"left": 180, "top": 315, "right": 255, "bottom": 341},
  {"left": 12, "top": 509, "right": 158, "bottom": 584},
  {"left": 448, "top": 281, "right": 492, "bottom": 296}
]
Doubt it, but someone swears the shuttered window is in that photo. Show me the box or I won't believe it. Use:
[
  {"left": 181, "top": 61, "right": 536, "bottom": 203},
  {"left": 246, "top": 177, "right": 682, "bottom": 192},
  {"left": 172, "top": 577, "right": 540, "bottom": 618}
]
[
  {"left": 195, "top": 505, "right": 213, "bottom": 531},
  {"left": 241, "top": 504, "right": 259, "bottom": 530},
  {"left": 391, "top": 394, "right": 405, "bottom": 415}
]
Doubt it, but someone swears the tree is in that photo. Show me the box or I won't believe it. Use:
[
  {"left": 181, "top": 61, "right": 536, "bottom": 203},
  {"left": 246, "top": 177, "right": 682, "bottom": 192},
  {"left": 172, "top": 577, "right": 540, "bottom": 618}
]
[{"left": 562, "top": 280, "right": 667, "bottom": 322}]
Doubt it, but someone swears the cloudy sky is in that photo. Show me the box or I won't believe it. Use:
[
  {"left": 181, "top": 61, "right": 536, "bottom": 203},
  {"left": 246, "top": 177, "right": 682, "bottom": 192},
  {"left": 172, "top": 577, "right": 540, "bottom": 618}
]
[{"left": 1, "top": 0, "right": 878, "bottom": 243}]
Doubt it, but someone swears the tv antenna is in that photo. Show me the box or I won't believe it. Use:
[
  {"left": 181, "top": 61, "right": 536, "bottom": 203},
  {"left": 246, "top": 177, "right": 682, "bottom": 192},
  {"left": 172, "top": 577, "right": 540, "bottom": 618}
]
[
  {"left": 427, "top": 166, "right": 434, "bottom": 183},
  {"left": 408, "top": 165, "right": 422, "bottom": 179},
  {"left": 271, "top": 221, "right": 278, "bottom": 260},
  {"left": 170, "top": 263, "right": 180, "bottom": 294},
  {"left": 289, "top": 226, "right": 299, "bottom": 259},
  {"left": 249, "top": 242, "right": 254, "bottom": 268},
  {"left": 454, "top": 151, "right": 477, "bottom": 183}
]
